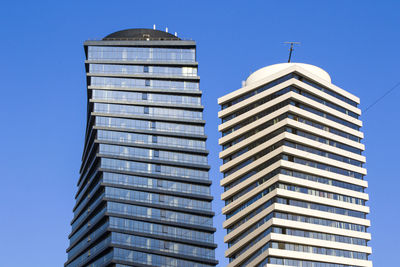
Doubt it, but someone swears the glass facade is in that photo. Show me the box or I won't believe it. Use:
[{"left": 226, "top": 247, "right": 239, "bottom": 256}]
[
  {"left": 88, "top": 46, "right": 196, "bottom": 62},
  {"left": 89, "top": 64, "right": 197, "bottom": 77},
  {"left": 65, "top": 29, "right": 217, "bottom": 267},
  {"left": 219, "top": 64, "right": 371, "bottom": 266}
]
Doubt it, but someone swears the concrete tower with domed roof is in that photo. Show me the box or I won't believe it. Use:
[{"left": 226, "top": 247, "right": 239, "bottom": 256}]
[{"left": 218, "top": 63, "right": 372, "bottom": 267}]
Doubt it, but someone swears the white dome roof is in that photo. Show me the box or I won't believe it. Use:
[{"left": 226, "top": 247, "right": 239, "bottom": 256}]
[{"left": 245, "top": 63, "right": 331, "bottom": 86}]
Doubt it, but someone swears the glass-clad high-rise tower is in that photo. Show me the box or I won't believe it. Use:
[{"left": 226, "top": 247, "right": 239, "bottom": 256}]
[
  {"left": 65, "top": 28, "right": 218, "bottom": 267},
  {"left": 218, "top": 63, "right": 372, "bottom": 267}
]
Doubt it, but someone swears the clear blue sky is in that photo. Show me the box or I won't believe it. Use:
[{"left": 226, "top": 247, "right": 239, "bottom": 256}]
[{"left": 0, "top": 1, "right": 398, "bottom": 266}]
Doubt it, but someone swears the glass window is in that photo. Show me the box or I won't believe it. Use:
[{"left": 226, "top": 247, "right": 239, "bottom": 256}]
[{"left": 88, "top": 46, "right": 196, "bottom": 63}]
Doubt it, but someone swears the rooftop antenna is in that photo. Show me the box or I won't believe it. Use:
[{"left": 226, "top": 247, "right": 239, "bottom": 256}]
[
  {"left": 153, "top": 24, "right": 156, "bottom": 30},
  {"left": 283, "top": 42, "right": 300, "bottom": 63}
]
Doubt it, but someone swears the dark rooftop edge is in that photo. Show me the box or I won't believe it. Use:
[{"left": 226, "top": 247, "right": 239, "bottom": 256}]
[{"left": 103, "top": 28, "right": 181, "bottom": 41}]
